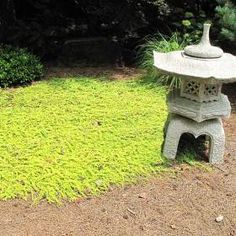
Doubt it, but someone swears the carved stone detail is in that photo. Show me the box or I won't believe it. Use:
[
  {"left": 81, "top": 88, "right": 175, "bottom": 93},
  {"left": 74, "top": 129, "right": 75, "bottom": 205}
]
[
  {"left": 180, "top": 79, "right": 222, "bottom": 102},
  {"left": 167, "top": 90, "right": 231, "bottom": 122}
]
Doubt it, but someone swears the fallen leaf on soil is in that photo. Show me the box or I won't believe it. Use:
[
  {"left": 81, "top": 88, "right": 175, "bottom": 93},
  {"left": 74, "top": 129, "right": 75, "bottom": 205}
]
[{"left": 138, "top": 193, "right": 147, "bottom": 199}]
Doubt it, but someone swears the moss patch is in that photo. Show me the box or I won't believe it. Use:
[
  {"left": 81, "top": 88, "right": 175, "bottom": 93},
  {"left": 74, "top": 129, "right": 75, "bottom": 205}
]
[{"left": 0, "top": 77, "right": 168, "bottom": 203}]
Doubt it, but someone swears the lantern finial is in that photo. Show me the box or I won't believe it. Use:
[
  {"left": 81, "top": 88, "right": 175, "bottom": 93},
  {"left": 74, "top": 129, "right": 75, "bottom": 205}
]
[{"left": 184, "top": 23, "right": 223, "bottom": 59}]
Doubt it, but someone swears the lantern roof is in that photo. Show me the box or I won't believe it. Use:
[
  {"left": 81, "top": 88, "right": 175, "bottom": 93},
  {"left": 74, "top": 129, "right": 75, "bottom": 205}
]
[{"left": 153, "top": 24, "right": 236, "bottom": 82}]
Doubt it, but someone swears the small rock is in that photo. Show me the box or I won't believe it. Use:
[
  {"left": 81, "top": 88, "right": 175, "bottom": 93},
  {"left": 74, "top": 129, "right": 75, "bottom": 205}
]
[
  {"left": 170, "top": 224, "right": 177, "bottom": 229},
  {"left": 123, "top": 214, "right": 129, "bottom": 220},
  {"left": 215, "top": 215, "right": 224, "bottom": 223}
]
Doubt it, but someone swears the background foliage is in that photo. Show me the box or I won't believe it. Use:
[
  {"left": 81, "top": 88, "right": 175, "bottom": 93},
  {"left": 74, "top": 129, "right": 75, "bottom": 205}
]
[
  {"left": 216, "top": 0, "right": 236, "bottom": 49},
  {"left": 137, "top": 33, "right": 186, "bottom": 88},
  {"left": 0, "top": 0, "right": 222, "bottom": 61}
]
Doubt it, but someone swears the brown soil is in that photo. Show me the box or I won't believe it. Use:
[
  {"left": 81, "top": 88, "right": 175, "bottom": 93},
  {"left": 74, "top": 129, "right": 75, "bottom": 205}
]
[
  {"left": 1, "top": 68, "right": 236, "bottom": 236},
  {"left": 45, "top": 66, "right": 144, "bottom": 80}
]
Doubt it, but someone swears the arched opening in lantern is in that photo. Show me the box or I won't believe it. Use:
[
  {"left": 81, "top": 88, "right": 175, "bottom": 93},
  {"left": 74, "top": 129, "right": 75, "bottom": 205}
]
[{"left": 176, "top": 133, "right": 210, "bottom": 162}]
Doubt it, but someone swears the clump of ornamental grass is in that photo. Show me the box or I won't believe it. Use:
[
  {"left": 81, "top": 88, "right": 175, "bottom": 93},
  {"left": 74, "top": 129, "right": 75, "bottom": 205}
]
[{"left": 137, "top": 33, "right": 186, "bottom": 89}]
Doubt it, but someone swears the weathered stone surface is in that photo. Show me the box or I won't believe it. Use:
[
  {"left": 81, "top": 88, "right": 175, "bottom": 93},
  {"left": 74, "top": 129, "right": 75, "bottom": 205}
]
[
  {"left": 153, "top": 23, "right": 236, "bottom": 83},
  {"left": 153, "top": 51, "right": 236, "bottom": 82},
  {"left": 163, "top": 115, "right": 225, "bottom": 164},
  {"left": 167, "top": 90, "right": 231, "bottom": 122},
  {"left": 153, "top": 23, "right": 236, "bottom": 164}
]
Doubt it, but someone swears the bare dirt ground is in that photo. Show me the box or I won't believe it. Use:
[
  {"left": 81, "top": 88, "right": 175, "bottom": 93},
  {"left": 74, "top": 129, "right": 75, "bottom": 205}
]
[{"left": 0, "top": 68, "right": 236, "bottom": 236}]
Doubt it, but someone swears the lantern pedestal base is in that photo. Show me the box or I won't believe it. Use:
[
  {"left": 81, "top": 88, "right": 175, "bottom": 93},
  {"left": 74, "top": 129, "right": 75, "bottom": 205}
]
[{"left": 163, "top": 115, "right": 225, "bottom": 164}]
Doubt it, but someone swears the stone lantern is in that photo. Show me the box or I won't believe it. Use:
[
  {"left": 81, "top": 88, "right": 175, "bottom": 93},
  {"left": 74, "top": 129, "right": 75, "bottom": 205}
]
[{"left": 153, "top": 23, "right": 236, "bottom": 164}]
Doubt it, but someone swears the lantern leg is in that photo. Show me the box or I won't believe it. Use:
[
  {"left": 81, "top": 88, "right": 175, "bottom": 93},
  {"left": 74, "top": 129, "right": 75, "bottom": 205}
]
[
  {"left": 163, "top": 115, "right": 225, "bottom": 164},
  {"left": 163, "top": 116, "right": 182, "bottom": 160},
  {"left": 209, "top": 126, "right": 225, "bottom": 164}
]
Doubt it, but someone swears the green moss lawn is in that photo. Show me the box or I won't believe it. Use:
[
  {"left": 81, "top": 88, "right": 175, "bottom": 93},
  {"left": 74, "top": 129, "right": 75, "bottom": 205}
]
[{"left": 0, "top": 76, "right": 168, "bottom": 203}]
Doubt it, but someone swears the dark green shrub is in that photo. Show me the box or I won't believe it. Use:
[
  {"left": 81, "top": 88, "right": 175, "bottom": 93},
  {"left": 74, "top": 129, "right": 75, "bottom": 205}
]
[{"left": 0, "top": 45, "right": 44, "bottom": 87}]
